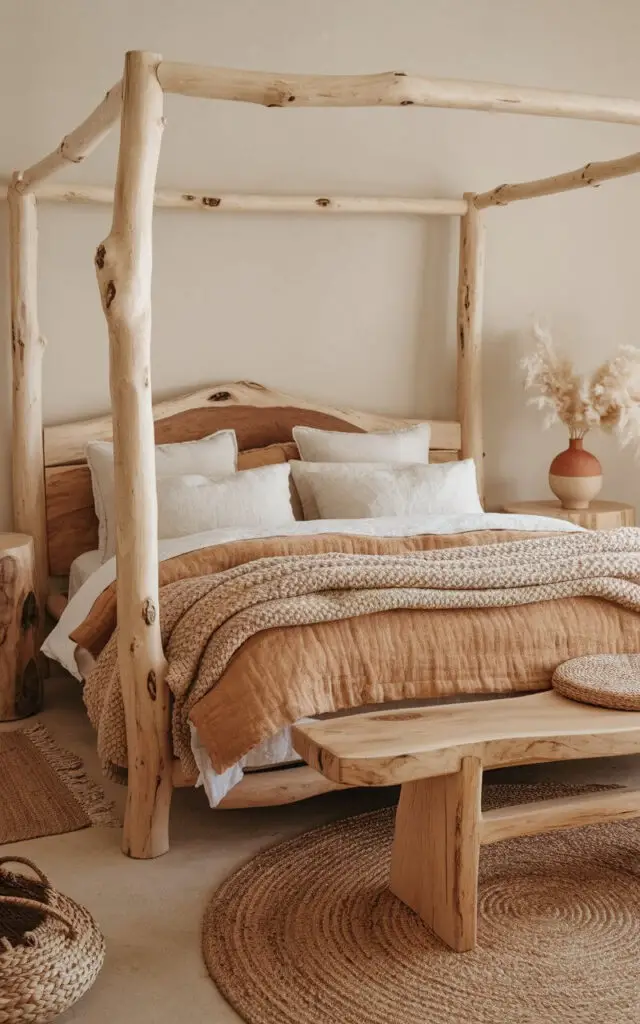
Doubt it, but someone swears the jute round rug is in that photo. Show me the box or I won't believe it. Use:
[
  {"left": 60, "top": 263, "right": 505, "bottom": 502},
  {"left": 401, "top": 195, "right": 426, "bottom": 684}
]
[{"left": 203, "top": 784, "right": 640, "bottom": 1023}]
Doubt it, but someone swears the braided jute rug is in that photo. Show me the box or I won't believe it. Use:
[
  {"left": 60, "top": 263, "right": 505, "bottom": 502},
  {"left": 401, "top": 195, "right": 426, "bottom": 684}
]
[
  {"left": 0, "top": 724, "right": 118, "bottom": 844},
  {"left": 203, "top": 782, "right": 640, "bottom": 1024}
]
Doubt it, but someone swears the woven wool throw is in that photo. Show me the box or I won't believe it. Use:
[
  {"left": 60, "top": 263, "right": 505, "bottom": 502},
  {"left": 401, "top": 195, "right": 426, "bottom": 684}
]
[{"left": 84, "top": 528, "right": 640, "bottom": 779}]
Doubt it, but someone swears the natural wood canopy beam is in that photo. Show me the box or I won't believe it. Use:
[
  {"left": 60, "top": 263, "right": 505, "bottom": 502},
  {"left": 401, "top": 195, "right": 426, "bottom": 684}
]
[
  {"left": 9, "top": 180, "right": 467, "bottom": 216},
  {"left": 157, "top": 62, "right": 640, "bottom": 125},
  {"left": 15, "top": 80, "right": 123, "bottom": 193},
  {"left": 475, "top": 149, "right": 640, "bottom": 208}
]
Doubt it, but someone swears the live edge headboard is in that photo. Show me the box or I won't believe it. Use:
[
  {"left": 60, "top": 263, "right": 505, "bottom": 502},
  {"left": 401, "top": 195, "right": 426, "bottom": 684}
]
[{"left": 43, "top": 381, "right": 463, "bottom": 577}]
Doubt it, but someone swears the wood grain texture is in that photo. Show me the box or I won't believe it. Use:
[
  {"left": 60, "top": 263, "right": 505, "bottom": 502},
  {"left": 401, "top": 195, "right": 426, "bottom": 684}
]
[
  {"left": 0, "top": 534, "right": 42, "bottom": 721},
  {"left": 172, "top": 761, "right": 345, "bottom": 805},
  {"left": 502, "top": 499, "right": 635, "bottom": 530},
  {"left": 46, "top": 464, "right": 98, "bottom": 576},
  {"left": 481, "top": 786, "right": 640, "bottom": 844},
  {"left": 475, "top": 148, "right": 640, "bottom": 209},
  {"left": 456, "top": 196, "right": 485, "bottom": 500},
  {"left": 44, "top": 381, "right": 461, "bottom": 466},
  {"left": 15, "top": 80, "right": 122, "bottom": 193},
  {"left": 292, "top": 690, "right": 640, "bottom": 787},
  {"left": 157, "top": 61, "right": 640, "bottom": 125},
  {"left": 15, "top": 180, "right": 467, "bottom": 216},
  {"left": 390, "top": 757, "right": 481, "bottom": 952},
  {"left": 95, "top": 50, "right": 171, "bottom": 860},
  {"left": 8, "top": 185, "right": 48, "bottom": 632}
]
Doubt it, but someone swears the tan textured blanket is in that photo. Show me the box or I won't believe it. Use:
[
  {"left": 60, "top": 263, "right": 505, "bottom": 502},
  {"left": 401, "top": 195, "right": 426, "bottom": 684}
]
[{"left": 82, "top": 527, "right": 640, "bottom": 779}]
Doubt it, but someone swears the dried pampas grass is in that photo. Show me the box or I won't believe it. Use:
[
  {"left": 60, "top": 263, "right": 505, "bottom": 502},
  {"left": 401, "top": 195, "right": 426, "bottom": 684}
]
[{"left": 522, "top": 325, "right": 640, "bottom": 450}]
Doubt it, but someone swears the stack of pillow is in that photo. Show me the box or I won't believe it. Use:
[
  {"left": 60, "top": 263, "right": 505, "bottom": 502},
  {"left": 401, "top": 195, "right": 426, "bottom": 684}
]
[{"left": 86, "top": 422, "right": 483, "bottom": 562}]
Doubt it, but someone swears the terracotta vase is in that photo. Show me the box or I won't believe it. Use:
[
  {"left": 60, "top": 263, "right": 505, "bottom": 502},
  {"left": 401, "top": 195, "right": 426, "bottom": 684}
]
[{"left": 548, "top": 437, "right": 602, "bottom": 510}]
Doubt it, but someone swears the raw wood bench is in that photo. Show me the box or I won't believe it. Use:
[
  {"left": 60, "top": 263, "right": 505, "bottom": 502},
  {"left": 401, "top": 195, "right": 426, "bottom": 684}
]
[{"left": 292, "top": 690, "right": 640, "bottom": 953}]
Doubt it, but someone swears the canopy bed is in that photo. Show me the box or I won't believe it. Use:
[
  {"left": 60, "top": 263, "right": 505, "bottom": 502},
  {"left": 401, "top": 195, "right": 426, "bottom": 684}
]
[{"left": 8, "top": 51, "right": 640, "bottom": 859}]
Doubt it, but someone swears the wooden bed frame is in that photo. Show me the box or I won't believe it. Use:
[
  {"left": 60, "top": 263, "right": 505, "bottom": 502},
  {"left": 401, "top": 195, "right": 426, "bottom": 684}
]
[
  {"left": 8, "top": 51, "right": 640, "bottom": 857},
  {"left": 47, "top": 379, "right": 463, "bottom": 810}
]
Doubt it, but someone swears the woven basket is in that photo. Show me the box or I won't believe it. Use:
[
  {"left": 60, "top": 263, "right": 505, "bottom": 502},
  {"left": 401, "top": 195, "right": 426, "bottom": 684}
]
[{"left": 0, "top": 856, "right": 105, "bottom": 1024}]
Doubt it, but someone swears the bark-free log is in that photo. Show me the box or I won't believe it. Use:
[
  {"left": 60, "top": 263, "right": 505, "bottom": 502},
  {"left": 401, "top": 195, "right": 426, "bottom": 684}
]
[
  {"left": 7, "top": 182, "right": 48, "bottom": 632},
  {"left": 0, "top": 534, "right": 42, "bottom": 722},
  {"left": 456, "top": 195, "right": 485, "bottom": 500},
  {"left": 475, "top": 148, "right": 640, "bottom": 209},
  {"left": 157, "top": 62, "right": 640, "bottom": 125},
  {"left": 15, "top": 81, "right": 122, "bottom": 193},
  {"left": 16, "top": 180, "right": 467, "bottom": 216},
  {"left": 95, "top": 51, "right": 172, "bottom": 860}
]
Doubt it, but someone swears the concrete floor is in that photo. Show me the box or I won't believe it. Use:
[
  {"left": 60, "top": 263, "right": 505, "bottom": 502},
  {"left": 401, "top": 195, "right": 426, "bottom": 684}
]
[{"left": 3, "top": 672, "right": 640, "bottom": 1023}]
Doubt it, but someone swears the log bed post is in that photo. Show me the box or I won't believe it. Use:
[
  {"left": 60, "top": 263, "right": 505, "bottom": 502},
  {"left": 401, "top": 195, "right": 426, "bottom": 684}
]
[
  {"left": 7, "top": 181, "right": 48, "bottom": 637},
  {"left": 95, "top": 50, "right": 172, "bottom": 859},
  {"left": 456, "top": 193, "right": 485, "bottom": 501}
]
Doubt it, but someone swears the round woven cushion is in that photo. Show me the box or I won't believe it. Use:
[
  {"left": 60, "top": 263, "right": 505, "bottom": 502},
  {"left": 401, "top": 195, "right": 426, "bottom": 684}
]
[{"left": 553, "top": 654, "right": 640, "bottom": 711}]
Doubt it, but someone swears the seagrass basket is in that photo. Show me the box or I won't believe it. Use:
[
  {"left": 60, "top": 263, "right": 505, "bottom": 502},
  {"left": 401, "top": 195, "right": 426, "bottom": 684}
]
[{"left": 0, "top": 856, "right": 105, "bottom": 1023}]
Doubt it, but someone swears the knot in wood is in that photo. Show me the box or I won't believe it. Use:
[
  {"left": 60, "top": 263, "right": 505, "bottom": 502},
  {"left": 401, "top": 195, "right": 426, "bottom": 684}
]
[
  {"left": 105, "top": 281, "right": 116, "bottom": 309},
  {"left": 201, "top": 197, "right": 221, "bottom": 208},
  {"left": 315, "top": 197, "right": 331, "bottom": 207},
  {"left": 265, "top": 85, "right": 289, "bottom": 107},
  {"left": 142, "top": 598, "right": 156, "bottom": 625},
  {"left": 147, "top": 671, "right": 157, "bottom": 701},
  {"left": 209, "top": 390, "right": 231, "bottom": 402},
  {"left": 400, "top": 100, "right": 414, "bottom": 106},
  {"left": 182, "top": 194, "right": 196, "bottom": 202},
  {"left": 21, "top": 591, "right": 38, "bottom": 631},
  {"left": 95, "top": 244, "right": 106, "bottom": 270}
]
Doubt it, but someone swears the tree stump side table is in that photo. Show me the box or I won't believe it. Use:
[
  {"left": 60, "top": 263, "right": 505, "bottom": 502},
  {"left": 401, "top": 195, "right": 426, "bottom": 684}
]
[{"left": 0, "top": 533, "right": 42, "bottom": 721}]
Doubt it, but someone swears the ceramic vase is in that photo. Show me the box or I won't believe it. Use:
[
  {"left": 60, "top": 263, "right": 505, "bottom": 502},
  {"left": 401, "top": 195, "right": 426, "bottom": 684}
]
[{"left": 548, "top": 437, "right": 602, "bottom": 510}]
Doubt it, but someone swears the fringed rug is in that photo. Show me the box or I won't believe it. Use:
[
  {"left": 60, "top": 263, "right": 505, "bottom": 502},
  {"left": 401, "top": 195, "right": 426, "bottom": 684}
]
[
  {"left": 0, "top": 724, "right": 119, "bottom": 844},
  {"left": 203, "top": 782, "right": 640, "bottom": 1024}
]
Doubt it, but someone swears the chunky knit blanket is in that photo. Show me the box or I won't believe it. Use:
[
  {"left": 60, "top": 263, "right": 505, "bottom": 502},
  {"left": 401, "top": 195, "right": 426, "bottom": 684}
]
[{"left": 84, "top": 528, "right": 640, "bottom": 780}]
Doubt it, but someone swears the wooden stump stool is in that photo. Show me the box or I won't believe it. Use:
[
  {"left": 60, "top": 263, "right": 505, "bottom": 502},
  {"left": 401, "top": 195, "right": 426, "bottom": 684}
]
[{"left": 0, "top": 533, "right": 42, "bottom": 721}]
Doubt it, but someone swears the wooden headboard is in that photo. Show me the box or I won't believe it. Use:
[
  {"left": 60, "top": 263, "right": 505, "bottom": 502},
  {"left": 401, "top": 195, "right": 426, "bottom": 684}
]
[{"left": 43, "top": 381, "right": 462, "bottom": 576}]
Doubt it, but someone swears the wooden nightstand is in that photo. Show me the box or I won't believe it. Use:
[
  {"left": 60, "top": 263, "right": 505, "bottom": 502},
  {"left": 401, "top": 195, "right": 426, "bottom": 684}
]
[
  {"left": 0, "top": 533, "right": 43, "bottom": 721},
  {"left": 502, "top": 499, "right": 635, "bottom": 530}
]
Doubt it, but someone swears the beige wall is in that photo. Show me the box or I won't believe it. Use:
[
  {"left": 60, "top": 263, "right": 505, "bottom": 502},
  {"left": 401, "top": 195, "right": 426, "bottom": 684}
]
[{"left": 2, "top": 0, "right": 640, "bottom": 532}]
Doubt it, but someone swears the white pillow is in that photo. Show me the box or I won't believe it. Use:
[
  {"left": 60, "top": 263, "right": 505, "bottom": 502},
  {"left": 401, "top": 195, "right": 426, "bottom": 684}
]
[
  {"left": 292, "top": 423, "right": 430, "bottom": 518},
  {"left": 157, "top": 463, "right": 295, "bottom": 539},
  {"left": 87, "top": 430, "right": 238, "bottom": 562},
  {"left": 293, "top": 422, "right": 431, "bottom": 463},
  {"left": 289, "top": 459, "right": 482, "bottom": 520}
]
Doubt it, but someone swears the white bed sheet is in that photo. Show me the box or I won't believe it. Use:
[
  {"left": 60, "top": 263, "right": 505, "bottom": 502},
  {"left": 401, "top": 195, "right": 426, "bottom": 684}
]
[{"left": 45, "top": 512, "right": 582, "bottom": 806}]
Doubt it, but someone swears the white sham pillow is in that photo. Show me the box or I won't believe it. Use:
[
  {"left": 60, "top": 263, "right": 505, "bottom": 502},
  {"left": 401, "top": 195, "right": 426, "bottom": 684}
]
[
  {"left": 292, "top": 423, "right": 430, "bottom": 518},
  {"left": 293, "top": 422, "right": 431, "bottom": 463},
  {"left": 87, "top": 430, "right": 238, "bottom": 562},
  {"left": 157, "top": 462, "right": 295, "bottom": 539},
  {"left": 289, "top": 459, "right": 482, "bottom": 520}
]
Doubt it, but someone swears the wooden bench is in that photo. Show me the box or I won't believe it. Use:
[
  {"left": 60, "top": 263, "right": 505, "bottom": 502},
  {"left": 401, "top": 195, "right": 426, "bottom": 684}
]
[{"left": 292, "top": 691, "right": 640, "bottom": 953}]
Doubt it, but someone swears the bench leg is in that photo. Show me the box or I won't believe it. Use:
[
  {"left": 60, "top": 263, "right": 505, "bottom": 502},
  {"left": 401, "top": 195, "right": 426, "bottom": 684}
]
[{"left": 389, "top": 756, "right": 482, "bottom": 952}]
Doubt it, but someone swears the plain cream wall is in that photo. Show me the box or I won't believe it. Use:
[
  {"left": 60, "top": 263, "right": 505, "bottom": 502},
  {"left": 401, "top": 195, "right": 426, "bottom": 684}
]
[{"left": 2, "top": 0, "right": 640, "bottom": 531}]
